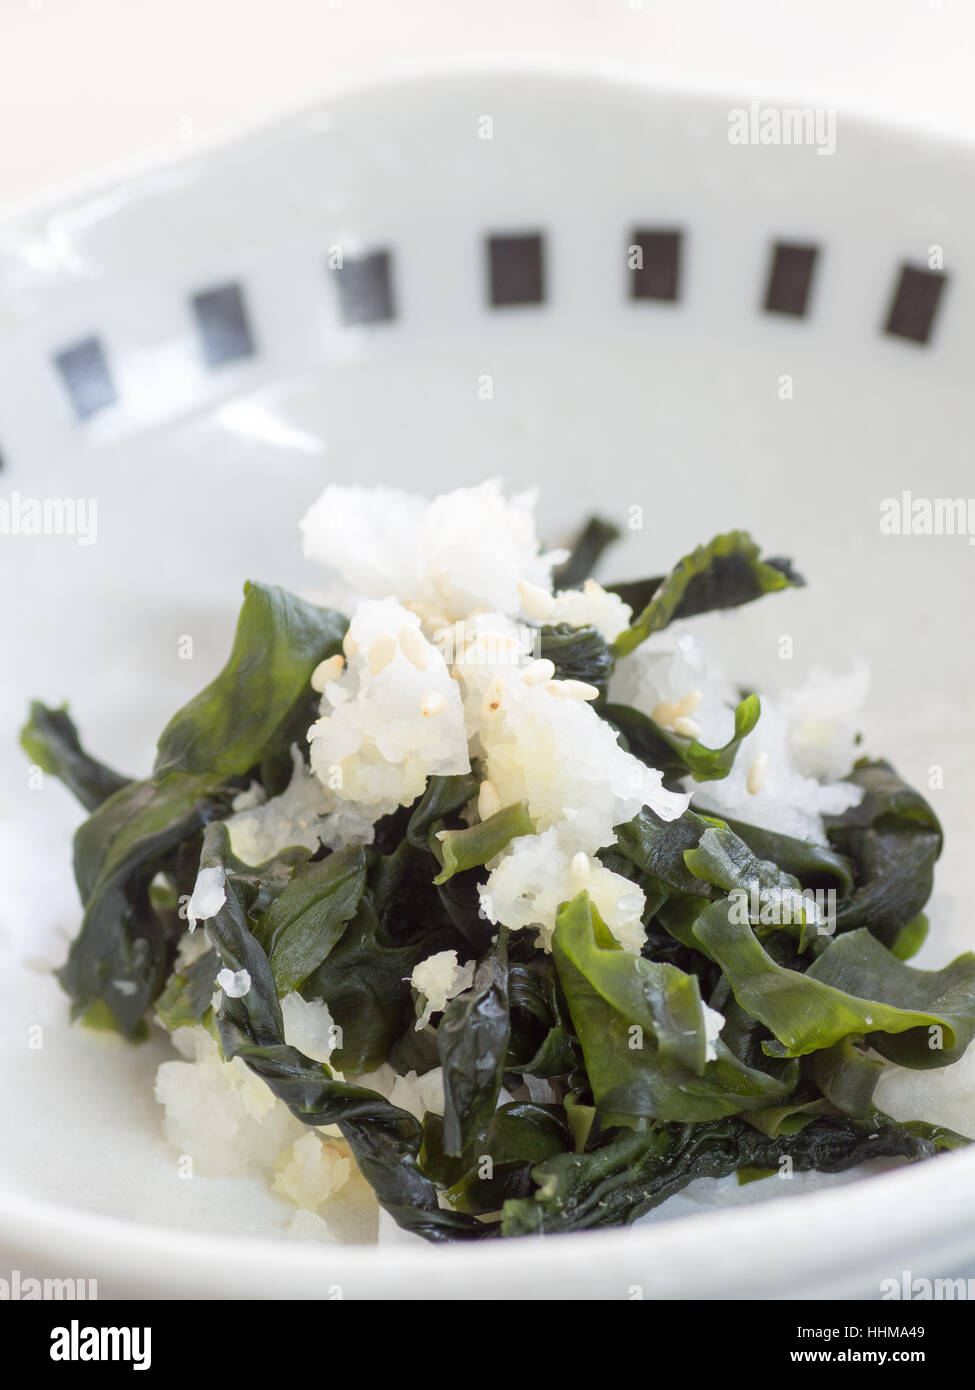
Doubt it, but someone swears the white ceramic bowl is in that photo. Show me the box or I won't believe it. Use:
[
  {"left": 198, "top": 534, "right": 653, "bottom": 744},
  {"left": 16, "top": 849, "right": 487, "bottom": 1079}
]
[{"left": 2, "top": 61, "right": 974, "bottom": 1299}]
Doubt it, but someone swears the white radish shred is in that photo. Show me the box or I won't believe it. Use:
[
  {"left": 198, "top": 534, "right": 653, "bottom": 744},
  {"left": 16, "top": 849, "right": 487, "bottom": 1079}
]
[
  {"left": 231, "top": 780, "right": 266, "bottom": 812},
  {"left": 703, "top": 1004, "right": 726, "bottom": 1063},
  {"left": 186, "top": 865, "right": 226, "bottom": 932},
  {"left": 300, "top": 478, "right": 566, "bottom": 626},
  {"left": 689, "top": 693, "right": 863, "bottom": 844},
  {"left": 280, "top": 993, "right": 339, "bottom": 1065},
  {"left": 388, "top": 1068, "right": 447, "bottom": 1122},
  {"left": 272, "top": 1132, "right": 352, "bottom": 1210},
  {"left": 223, "top": 744, "right": 344, "bottom": 864},
  {"left": 460, "top": 614, "right": 687, "bottom": 857},
  {"left": 780, "top": 659, "right": 871, "bottom": 781},
  {"left": 479, "top": 827, "right": 648, "bottom": 953},
  {"left": 549, "top": 580, "right": 633, "bottom": 643},
  {"left": 610, "top": 625, "right": 865, "bottom": 844},
  {"left": 216, "top": 968, "right": 251, "bottom": 998},
  {"left": 307, "top": 599, "right": 469, "bottom": 826},
  {"left": 410, "top": 950, "right": 476, "bottom": 1030}
]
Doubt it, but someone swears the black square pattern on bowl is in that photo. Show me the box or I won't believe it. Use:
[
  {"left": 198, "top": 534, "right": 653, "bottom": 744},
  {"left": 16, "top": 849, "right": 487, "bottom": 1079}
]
[
  {"left": 884, "top": 264, "right": 947, "bottom": 344},
  {"left": 630, "top": 229, "right": 682, "bottom": 302},
  {"left": 48, "top": 227, "right": 955, "bottom": 427},
  {"left": 488, "top": 234, "right": 545, "bottom": 307},
  {"left": 763, "top": 242, "right": 819, "bottom": 317},
  {"left": 53, "top": 337, "right": 117, "bottom": 421},
  {"left": 333, "top": 251, "right": 395, "bottom": 325},
  {"left": 191, "top": 283, "right": 256, "bottom": 367}
]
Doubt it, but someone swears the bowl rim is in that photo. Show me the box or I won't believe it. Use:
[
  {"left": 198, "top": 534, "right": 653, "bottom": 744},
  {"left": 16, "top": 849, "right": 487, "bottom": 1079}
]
[
  {"left": 3, "top": 52, "right": 975, "bottom": 232},
  {"left": 3, "top": 1138, "right": 973, "bottom": 1299}
]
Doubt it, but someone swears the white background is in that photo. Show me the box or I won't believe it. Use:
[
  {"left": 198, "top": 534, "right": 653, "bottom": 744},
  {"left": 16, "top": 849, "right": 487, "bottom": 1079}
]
[{"left": 0, "top": 0, "right": 972, "bottom": 212}]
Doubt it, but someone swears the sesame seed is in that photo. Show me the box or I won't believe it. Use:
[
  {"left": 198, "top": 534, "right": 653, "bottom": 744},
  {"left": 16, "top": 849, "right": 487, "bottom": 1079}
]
[
  {"left": 547, "top": 679, "right": 599, "bottom": 700},
  {"left": 650, "top": 699, "right": 681, "bottom": 728},
  {"left": 481, "top": 676, "right": 505, "bottom": 718},
  {"left": 523, "top": 657, "right": 556, "bottom": 686},
  {"left": 420, "top": 691, "right": 447, "bottom": 717},
  {"left": 518, "top": 579, "right": 555, "bottom": 622},
  {"left": 449, "top": 620, "right": 474, "bottom": 664},
  {"left": 478, "top": 780, "right": 502, "bottom": 821},
  {"left": 571, "top": 851, "right": 590, "bottom": 881},
  {"left": 342, "top": 632, "right": 358, "bottom": 660},
  {"left": 311, "top": 653, "right": 344, "bottom": 693},
  {"left": 404, "top": 600, "right": 450, "bottom": 629},
  {"left": 673, "top": 715, "right": 701, "bottom": 738},
  {"left": 679, "top": 689, "right": 703, "bottom": 715},
  {"left": 368, "top": 633, "right": 397, "bottom": 676},
  {"left": 563, "top": 679, "right": 601, "bottom": 701},
  {"left": 398, "top": 624, "right": 429, "bottom": 671},
  {"left": 746, "top": 751, "right": 769, "bottom": 795}
]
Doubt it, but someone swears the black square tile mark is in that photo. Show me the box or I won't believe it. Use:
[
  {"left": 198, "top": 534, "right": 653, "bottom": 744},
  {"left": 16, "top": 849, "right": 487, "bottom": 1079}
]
[
  {"left": 630, "top": 230, "right": 682, "bottom": 302},
  {"left": 53, "top": 336, "right": 117, "bottom": 421},
  {"left": 763, "top": 242, "right": 819, "bottom": 317},
  {"left": 192, "top": 282, "right": 256, "bottom": 367},
  {"left": 333, "top": 251, "right": 395, "bottom": 325},
  {"left": 488, "top": 234, "right": 545, "bottom": 307},
  {"left": 884, "top": 264, "right": 947, "bottom": 344}
]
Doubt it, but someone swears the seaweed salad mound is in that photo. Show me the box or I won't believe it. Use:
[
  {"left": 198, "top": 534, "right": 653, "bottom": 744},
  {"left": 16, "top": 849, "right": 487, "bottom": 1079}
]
[{"left": 23, "top": 479, "right": 974, "bottom": 1242}]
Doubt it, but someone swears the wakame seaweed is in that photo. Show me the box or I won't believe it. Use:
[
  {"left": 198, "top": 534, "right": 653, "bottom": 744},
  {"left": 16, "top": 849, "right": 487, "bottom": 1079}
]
[{"left": 23, "top": 520, "right": 972, "bottom": 1243}]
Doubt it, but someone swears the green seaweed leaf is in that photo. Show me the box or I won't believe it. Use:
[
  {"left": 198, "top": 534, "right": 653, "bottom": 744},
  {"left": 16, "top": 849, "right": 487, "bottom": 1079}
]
[
  {"left": 613, "top": 532, "right": 804, "bottom": 657},
  {"left": 433, "top": 802, "right": 534, "bottom": 885},
  {"left": 500, "top": 1111, "right": 944, "bottom": 1236},
  {"left": 154, "top": 582, "right": 346, "bottom": 779},
  {"left": 693, "top": 886, "right": 975, "bottom": 1066},
  {"left": 553, "top": 893, "right": 795, "bottom": 1123},
  {"left": 303, "top": 840, "right": 466, "bottom": 1072},
  {"left": 605, "top": 695, "right": 761, "bottom": 784},
  {"left": 20, "top": 702, "right": 130, "bottom": 812},
  {"left": 259, "top": 846, "right": 369, "bottom": 994},
  {"left": 824, "top": 760, "right": 943, "bottom": 948},
  {"left": 58, "top": 773, "right": 238, "bottom": 1037},
  {"left": 537, "top": 624, "right": 614, "bottom": 695},
  {"left": 551, "top": 516, "right": 621, "bottom": 590},
  {"left": 438, "top": 930, "right": 510, "bottom": 1156},
  {"left": 198, "top": 824, "right": 490, "bottom": 1241},
  {"left": 406, "top": 774, "right": 480, "bottom": 851}
]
